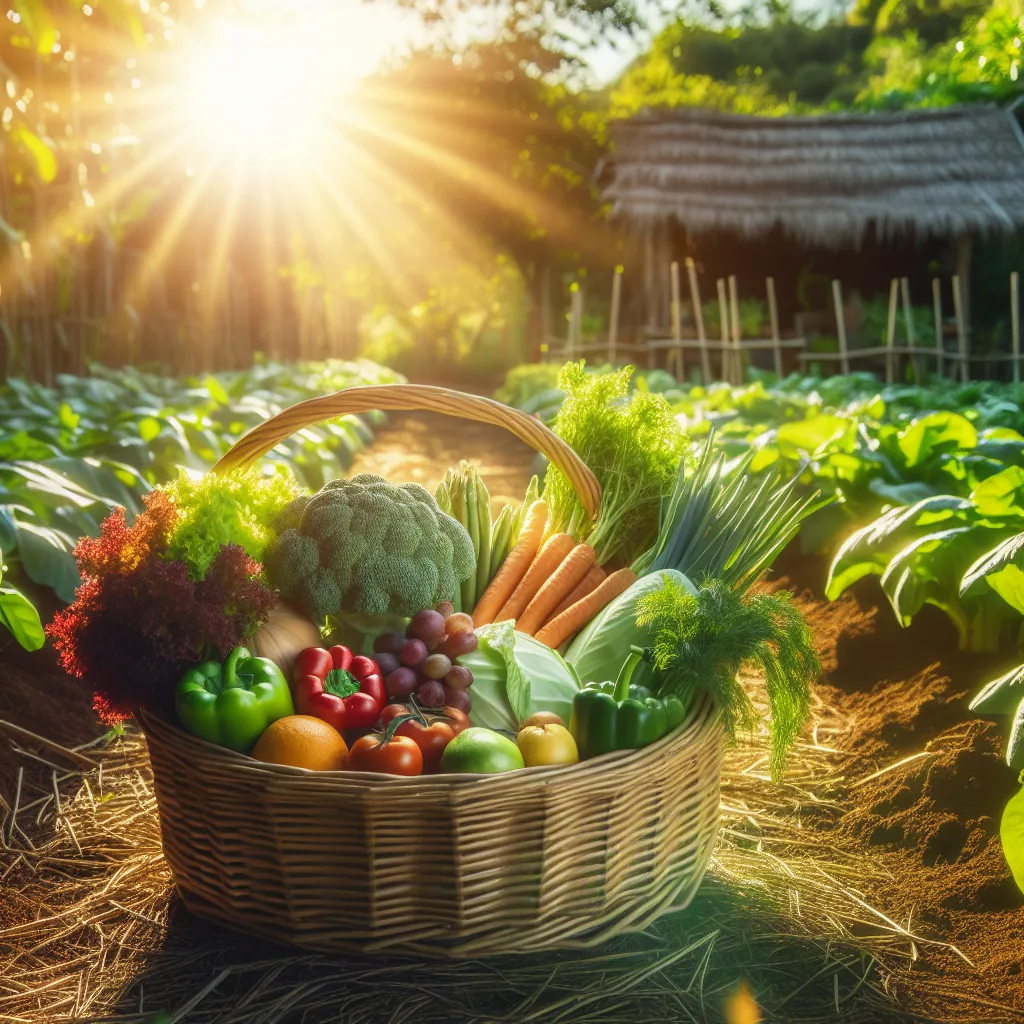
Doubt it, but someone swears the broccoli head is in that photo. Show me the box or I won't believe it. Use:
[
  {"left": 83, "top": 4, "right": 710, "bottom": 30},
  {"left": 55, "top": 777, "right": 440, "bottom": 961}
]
[{"left": 265, "top": 473, "right": 476, "bottom": 621}]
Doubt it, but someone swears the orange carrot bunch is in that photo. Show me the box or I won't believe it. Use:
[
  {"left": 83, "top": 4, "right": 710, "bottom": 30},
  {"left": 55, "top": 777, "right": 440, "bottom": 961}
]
[{"left": 472, "top": 500, "right": 637, "bottom": 648}]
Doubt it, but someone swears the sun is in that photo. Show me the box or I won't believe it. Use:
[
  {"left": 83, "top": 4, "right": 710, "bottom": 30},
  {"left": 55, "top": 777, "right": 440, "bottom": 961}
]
[{"left": 182, "top": 13, "right": 366, "bottom": 166}]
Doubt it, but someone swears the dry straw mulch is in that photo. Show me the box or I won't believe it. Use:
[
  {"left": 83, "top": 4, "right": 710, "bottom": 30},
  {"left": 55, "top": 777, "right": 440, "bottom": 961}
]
[{"left": 0, "top": 684, "right": 1010, "bottom": 1024}]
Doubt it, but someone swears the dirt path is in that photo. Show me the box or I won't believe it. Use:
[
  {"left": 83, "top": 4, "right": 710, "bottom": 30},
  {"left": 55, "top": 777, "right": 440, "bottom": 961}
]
[{"left": 348, "top": 411, "right": 539, "bottom": 514}]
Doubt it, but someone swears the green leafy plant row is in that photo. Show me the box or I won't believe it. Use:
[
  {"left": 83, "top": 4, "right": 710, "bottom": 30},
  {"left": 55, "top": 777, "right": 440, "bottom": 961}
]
[{"left": 0, "top": 359, "right": 403, "bottom": 649}]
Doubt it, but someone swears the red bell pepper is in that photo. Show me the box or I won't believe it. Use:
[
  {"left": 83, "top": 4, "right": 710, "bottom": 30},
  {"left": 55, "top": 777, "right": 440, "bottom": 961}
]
[{"left": 292, "top": 646, "right": 385, "bottom": 732}]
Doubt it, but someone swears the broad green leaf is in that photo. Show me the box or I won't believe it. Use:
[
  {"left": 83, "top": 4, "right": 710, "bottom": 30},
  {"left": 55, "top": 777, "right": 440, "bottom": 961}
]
[
  {"left": 1000, "top": 785, "right": 1024, "bottom": 893},
  {"left": 971, "top": 467, "right": 1024, "bottom": 517},
  {"left": 825, "top": 495, "right": 970, "bottom": 602},
  {"left": 961, "top": 532, "right": 1024, "bottom": 596},
  {"left": 0, "top": 586, "right": 44, "bottom": 650},
  {"left": 58, "top": 402, "right": 80, "bottom": 431},
  {"left": 987, "top": 566, "right": 1024, "bottom": 615},
  {"left": 776, "top": 414, "right": 846, "bottom": 454},
  {"left": 15, "top": 521, "right": 81, "bottom": 603},
  {"left": 897, "top": 412, "right": 977, "bottom": 469},
  {"left": 971, "top": 664, "right": 1024, "bottom": 717},
  {"left": 138, "top": 417, "right": 162, "bottom": 443},
  {"left": 204, "top": 375, "right": 230, "bottom": 406}
]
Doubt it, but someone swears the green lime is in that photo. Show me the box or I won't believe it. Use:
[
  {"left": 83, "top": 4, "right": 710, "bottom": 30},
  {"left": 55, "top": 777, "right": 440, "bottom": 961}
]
[{"left": 440, "top": 727, "right": 525, "bottom": 774}]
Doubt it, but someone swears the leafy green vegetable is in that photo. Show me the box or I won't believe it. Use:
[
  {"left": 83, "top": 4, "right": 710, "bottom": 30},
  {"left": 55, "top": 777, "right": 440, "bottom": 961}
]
[
  {"left": 826, "top": 479, "right": 1024, "bottom": 651},
  {"left": 636, "top": 577, "right": 819, "bottom": 780},
  {"left": 632, "top": 430, "right": 827, "bottom": 590},
  {"left": 566, "top": 569, "right": 696, "bottom": 691},
  {"left": 0, "top": 548, "right": 44, "bottom": 651},
  {"left": 166, "top": 468, "right": 301, "bottom": 579},
  {"left": 460, "top": 621, "right": 580, "bottom": 732},
  {"left": 543, "top": 361, "right": 688, "bottom": 565},
  {"left": 0, "top": 358, "right": 402, "bottom": 608}
]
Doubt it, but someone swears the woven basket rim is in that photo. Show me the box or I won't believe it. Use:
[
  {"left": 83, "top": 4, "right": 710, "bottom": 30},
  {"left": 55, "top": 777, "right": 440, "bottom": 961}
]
[{"left": 137, "top": 694, "right": 720, "bottom": 788}]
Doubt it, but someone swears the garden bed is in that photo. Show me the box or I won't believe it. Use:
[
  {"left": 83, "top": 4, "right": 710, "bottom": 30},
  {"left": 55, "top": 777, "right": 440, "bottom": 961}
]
[{"left": 0, "top": 410, "right": 1022, "bottom": 1021}]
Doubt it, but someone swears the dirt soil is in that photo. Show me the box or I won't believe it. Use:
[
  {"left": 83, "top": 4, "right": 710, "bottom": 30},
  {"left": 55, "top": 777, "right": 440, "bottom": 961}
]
[
  {"left": 2, "top": 410, "right": 1023, "bottom": 1019},
  {"left": 773, "top": 550, "right": 1024, "bottom": 1016}
]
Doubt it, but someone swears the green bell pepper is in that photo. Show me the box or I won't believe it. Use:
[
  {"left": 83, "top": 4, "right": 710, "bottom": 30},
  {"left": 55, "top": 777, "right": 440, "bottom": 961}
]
[
  {"left": 569, "top": 645, "right": 685, "bottom": 760},
  {"left": 175, "top": 646, "right": 295, "bottom": 753}
]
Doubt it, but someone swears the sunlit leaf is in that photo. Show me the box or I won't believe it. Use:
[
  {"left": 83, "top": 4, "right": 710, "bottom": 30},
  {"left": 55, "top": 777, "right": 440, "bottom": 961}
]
[{"left": 0, "top": 585, "right": 44, "bottom": 650}]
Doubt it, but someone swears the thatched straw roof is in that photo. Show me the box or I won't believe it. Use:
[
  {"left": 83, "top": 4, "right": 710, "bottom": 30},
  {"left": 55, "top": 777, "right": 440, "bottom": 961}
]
[{"left": 601, "top": 105, "right": 1024, "bottom": 247}]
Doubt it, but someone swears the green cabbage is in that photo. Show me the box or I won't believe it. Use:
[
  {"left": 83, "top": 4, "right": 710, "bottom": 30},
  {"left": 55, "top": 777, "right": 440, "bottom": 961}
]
[
  {"left": 565, "top": 569, "right": 697, "bottom": 688},
  {"left": 463, "top": 621, "right": 580, "bottom": 732}
]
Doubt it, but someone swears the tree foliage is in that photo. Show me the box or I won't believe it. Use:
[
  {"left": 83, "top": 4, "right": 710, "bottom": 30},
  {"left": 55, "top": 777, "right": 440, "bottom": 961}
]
[{"left": 610, "top": 0, "right": 1024, "bottom": 115}]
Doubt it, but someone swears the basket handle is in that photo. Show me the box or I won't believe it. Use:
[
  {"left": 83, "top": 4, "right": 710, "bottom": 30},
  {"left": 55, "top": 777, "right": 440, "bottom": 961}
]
[{"left": 212, "top": 383, "right": 602, "bottom": 519}]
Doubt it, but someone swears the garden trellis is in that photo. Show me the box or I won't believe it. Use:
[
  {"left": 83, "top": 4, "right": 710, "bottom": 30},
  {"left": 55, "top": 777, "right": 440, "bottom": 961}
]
[{"left": 544, "top": 263, "right": 1024, "bottom": 385}]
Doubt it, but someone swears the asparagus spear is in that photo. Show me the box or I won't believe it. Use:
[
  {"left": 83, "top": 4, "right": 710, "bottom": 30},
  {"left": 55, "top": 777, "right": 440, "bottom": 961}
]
[
  {"left": 461, "top": 469, "right": 479, "bottom": 611},
  {"left": 489, "top": 504, "right": 513, "bottom": 580},
  {"left": 475, "top": 472, "right": 492, "bottom": 600}
]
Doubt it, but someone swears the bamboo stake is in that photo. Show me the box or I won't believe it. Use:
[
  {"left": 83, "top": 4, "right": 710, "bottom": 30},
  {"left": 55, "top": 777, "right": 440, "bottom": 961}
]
[
  {"left": 669, "top": 260, "right": 683, "bottom": 379},
  {"left": 766, "top": 277, "right": 782, "bottom": 377},
  {"left": 728, "top": 275, "right": 742, "bottom": 385},
  {"left": 686, "top": 257, "right": 710, "bottom": 384},
  {"left": 608, "top": 265, "right": 622, "bottom": 367},
  {"left": 885, "top": 278, "right": 899, "bottom": 385},
  {"left": 901, "top": 277, "right": 919, "bottom": 383},
  {"left": 952, "top": 274, "right": 969, "bottom": 383},
  {"left": 1012, "top": 271, "right": 1020, "bottom": 385},
  {"left": 832, "top": 280, "right": 850, "bottom": 376},
  {"left": 716, "top": 278, "right": 729, "bottom": 384},
  {"left": 932, "top": 278, "right": 944, "bottom": 380}
]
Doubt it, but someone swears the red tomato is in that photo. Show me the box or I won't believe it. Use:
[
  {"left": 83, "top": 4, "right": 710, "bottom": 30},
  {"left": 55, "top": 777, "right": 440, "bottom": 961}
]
[
  {"left": 380, "top": 703, "right": 462, "bottom": 773},
  {"left": 347, "top": 733, "right": 423, "bottom": 776}
]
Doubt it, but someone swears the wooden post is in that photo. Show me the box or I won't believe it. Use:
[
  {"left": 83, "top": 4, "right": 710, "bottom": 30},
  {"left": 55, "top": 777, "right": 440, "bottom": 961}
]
[
  {"left": 728, "top": 275, "right": 742, "bottom": 386},
  {"left": 686, "top": 257, "right": 710, "bottom": 384},
  {"left": 669, "top": 260, "right": 683, "bottom": 380},
  {"left": 608, "top": 265, "right": 622, "bottom": 367},
  {"left": 766, "top": 277, "right": 782, "bottom": 377},
  {"left": 955, "top": 234, "right": 972, "bottom": 346},
  {"left": 832, "top": 280, "right": 850, "bottom": 376},
  {"left": 716, "top": 278, "right": 729, "bottom": 383},
  {"left": 901, "top": 277, "right": 919, "bottom": 383},
  {"left": 952, "top": 274, "right": 969, "bottom": 383},
  {"left": 932, "top": 278, "right": 944, "bottom": 380},
  {"left": 1012, "top": 271, "right": 1020, "bottom": 384},
  {"left": 885, "top": 278, "right": 898, "bottom": 385}
]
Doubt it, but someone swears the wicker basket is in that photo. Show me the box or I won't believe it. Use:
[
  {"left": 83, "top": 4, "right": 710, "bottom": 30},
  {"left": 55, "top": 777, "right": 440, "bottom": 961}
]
[{"left": 139, "top": 384, "right": 725, "bottom": 957}]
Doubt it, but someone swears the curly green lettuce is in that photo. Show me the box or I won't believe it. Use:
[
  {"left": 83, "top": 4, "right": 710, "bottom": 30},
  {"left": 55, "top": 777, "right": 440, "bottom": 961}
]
[{"left": 165, "top": 467, "right": 301, "bottom": 579}]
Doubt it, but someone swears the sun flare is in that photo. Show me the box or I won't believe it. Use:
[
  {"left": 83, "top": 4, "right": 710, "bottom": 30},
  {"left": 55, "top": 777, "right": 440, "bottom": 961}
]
[{"left": 183, "top": 15, "right": 365, "bottom": 165}]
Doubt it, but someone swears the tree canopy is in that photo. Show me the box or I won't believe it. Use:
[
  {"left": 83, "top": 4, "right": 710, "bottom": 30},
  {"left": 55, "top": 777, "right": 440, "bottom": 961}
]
[{"left": 609, "top": 0, "right": 1023, "bottom": 115}]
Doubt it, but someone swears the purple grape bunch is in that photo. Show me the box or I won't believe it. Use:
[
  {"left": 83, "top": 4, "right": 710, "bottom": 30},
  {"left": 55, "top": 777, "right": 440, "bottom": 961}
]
[{"left": 372, "top": 601, "right": 477, "bottom": 714}]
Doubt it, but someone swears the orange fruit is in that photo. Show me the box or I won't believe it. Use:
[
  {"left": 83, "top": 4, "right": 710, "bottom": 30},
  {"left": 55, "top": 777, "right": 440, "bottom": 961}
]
[{"left": 251, "top": 715, "right": 348, "bottom": 771}]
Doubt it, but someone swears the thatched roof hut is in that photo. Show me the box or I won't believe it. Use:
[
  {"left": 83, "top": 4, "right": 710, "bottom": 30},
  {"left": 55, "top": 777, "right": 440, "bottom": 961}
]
[
  {"left": 600, "top": 104, "right": 1024, "bottom": 331},
  {"left": 601, "top": 104, "right": 1024, "bottom": 247}
]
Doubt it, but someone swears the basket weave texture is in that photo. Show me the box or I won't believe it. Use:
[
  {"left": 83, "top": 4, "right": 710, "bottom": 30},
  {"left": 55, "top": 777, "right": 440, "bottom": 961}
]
[{"left": 140, "top": 384, "right": 725, "bottom": 956}]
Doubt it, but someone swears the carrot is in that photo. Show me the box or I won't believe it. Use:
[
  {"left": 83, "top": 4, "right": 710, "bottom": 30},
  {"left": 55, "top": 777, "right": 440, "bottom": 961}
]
[
  {"left": 493, "top": 533, "right": 576, "bottom": 626},
  {"left": 534, "top": 568, "right": 638, "bottom": 650},
  {"left": 547, "top": 564, "right": 605, "bottom": 623},
  {"left": 472, "top": 500, "right": 548, "bottom": 626},
  {"left": 516, "top": 544, "right": 597, "bottom": 636}
]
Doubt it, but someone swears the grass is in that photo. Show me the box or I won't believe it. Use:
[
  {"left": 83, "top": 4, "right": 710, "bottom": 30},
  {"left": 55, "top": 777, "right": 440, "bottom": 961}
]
[{"left": 0, "top": 682, "right": 1006, "bottom": 1024}]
